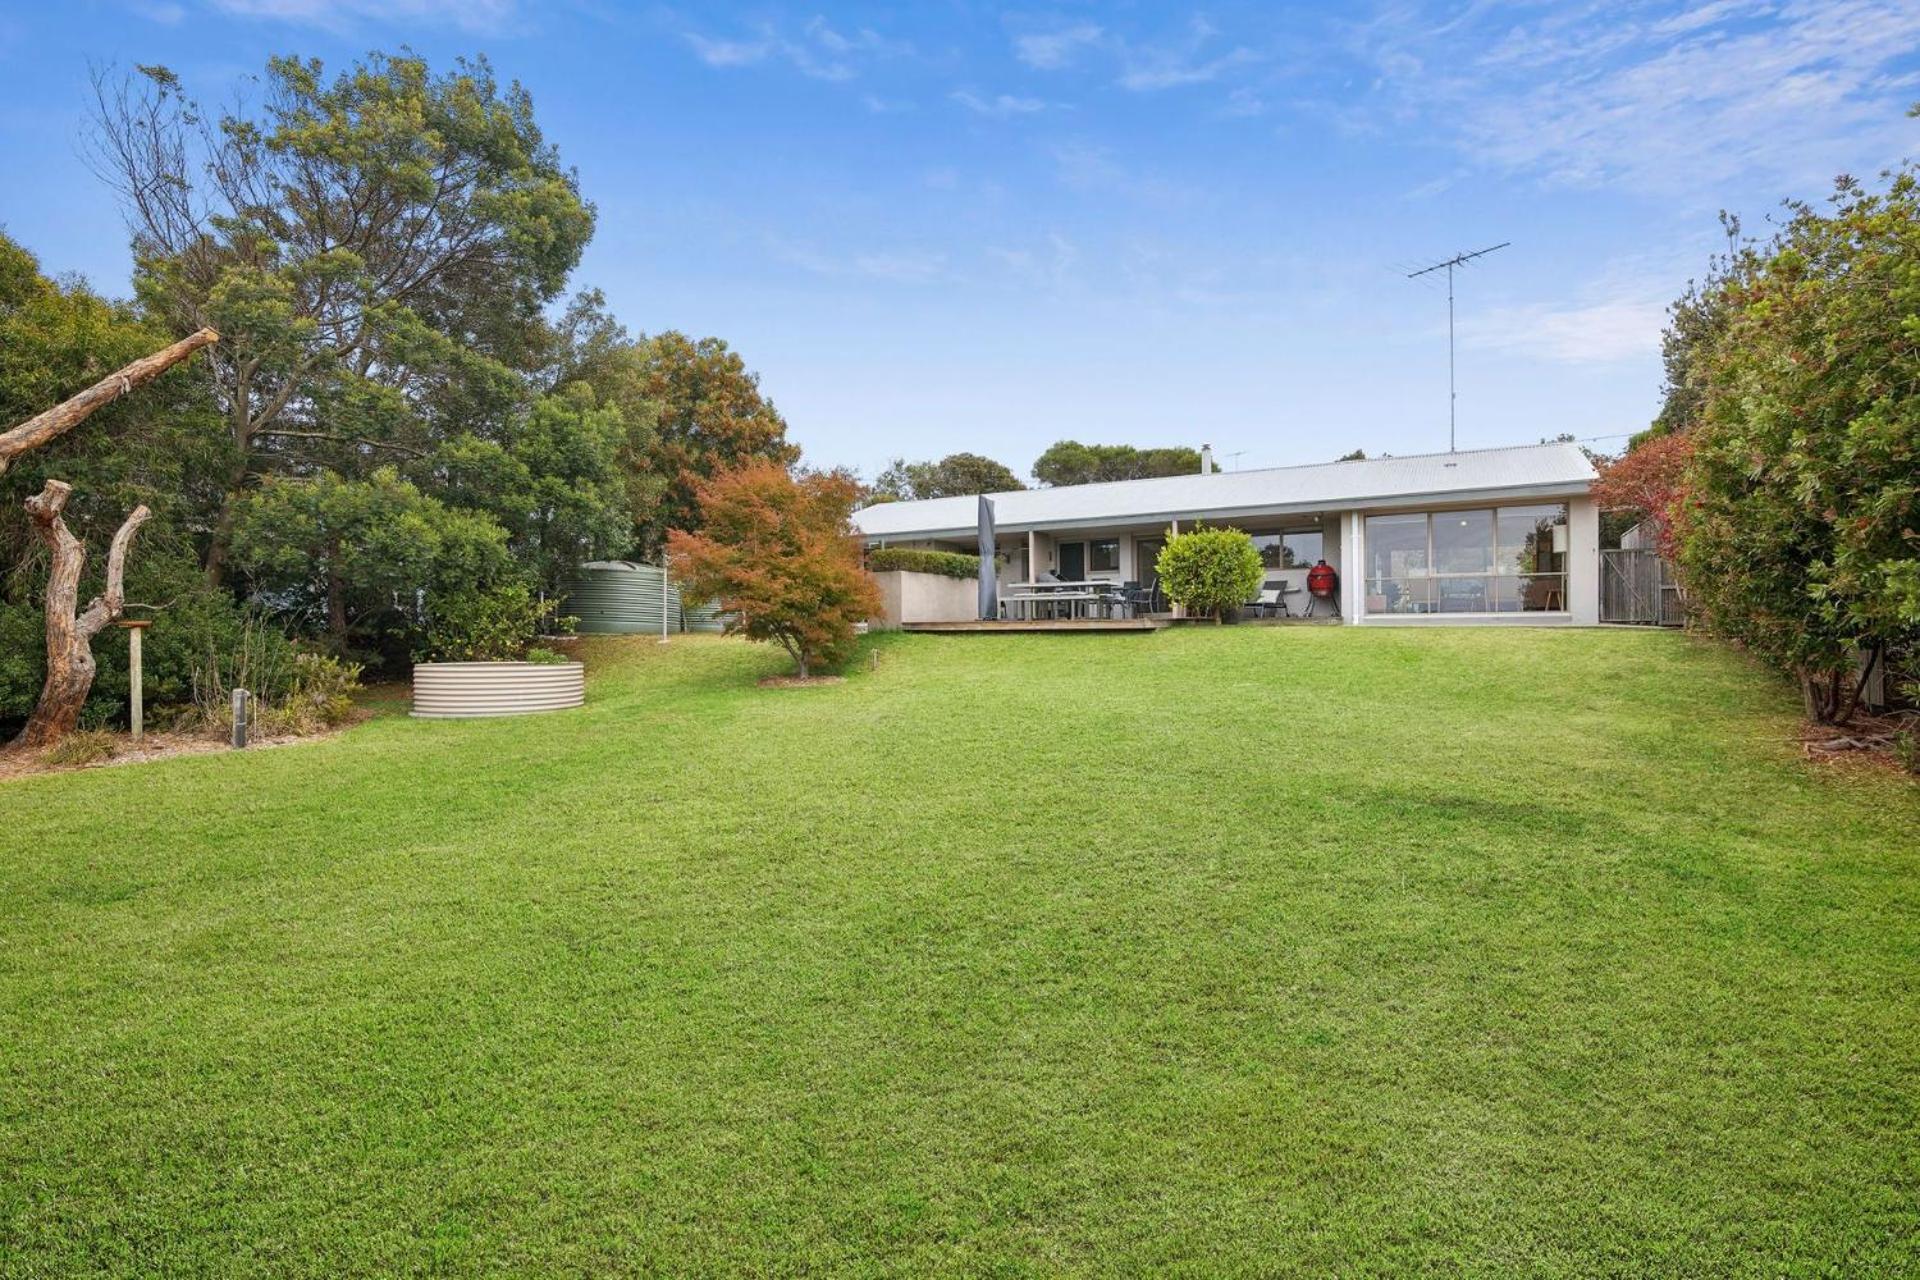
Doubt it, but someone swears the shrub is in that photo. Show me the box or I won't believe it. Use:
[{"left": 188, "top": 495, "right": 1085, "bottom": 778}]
[
  {"left": 189, "top": 634, "right": 361, "bottom": 737},
  {"left": 416, "top": 582, "right": 563, "bottom": 662},
  {"left": 867, "top": 547, "right": 981, "bottom": 580},
  {"left": 523, "top": 646, "right": 571, "bottom": 665},
  {"left": 1156, "top": 526, "right": 1264, "bottom": 623}
]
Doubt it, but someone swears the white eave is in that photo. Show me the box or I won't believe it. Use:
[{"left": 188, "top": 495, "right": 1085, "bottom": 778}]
[{"left": 853, "top": 441, "right": 1597, "bottom": 541}]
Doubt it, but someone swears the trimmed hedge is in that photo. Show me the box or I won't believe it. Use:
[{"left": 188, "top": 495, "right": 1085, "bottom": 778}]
[{"left": 868, "top": 548, "right": 981, "bottom": 580}]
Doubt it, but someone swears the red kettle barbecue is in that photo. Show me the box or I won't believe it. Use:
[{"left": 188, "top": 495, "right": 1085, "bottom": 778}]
[{"left": 1305, "top": 559, "right": 1340, "bottom": 618}]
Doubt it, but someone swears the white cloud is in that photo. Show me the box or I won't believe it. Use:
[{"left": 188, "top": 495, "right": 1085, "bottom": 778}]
[
  {"left": 986, "top": 232, "right": 1080, "bottom": 290},
  {"left": 769, "top": 237, "right": 950, "bottom": 285},
  {"left": 130, "top": 1, "right": 187, "bottom": 23},
  {"left": 1119, "top": 46, "right": 1259, "bottom": 91},
  {"left": 685, "top": 33, "right": 771, "bottom": 69},
  {"left": 951, "top": 89, "right": 1048, "bottom": 118},
  {"left": 1013, "top": 23, "right": 1104, "bottom": 70},
  {"left": 208, "top": 0, "right": 513, "bottom": 32},
  {"left": 1464, "top": 295, "right": 1670, "bottom": 364},
  {"left": 1354, "top": 0, "right": 1920, "bottom": 195},
  {"left": 1116, "top": 16, "right": 1261, "bottom": 91},
  {"left": 684, "top": 17, "right": 911, "bottom": 82}
]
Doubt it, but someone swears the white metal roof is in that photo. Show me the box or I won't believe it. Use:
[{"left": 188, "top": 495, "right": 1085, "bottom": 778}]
[{"left": 853, "top": 441, "right": 1597, "bottom": 540}]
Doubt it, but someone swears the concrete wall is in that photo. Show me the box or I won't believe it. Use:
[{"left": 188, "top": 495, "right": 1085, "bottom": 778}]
[
  {"left": 1566, "top": 495, "right": 1600, "bottom": 626},
  {"left": 871, "top": 569, "right": 979, "bottom": 627}
]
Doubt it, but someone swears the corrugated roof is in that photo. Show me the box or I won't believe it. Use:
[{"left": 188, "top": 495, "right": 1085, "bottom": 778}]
[{"left": 853, "top": 441, "right": 1597, "bottom": 539}]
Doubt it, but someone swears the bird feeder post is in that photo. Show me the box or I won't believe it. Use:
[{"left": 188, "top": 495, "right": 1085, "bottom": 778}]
[{"left": 118, "top": 620, "right": 150, "bottom": 742}]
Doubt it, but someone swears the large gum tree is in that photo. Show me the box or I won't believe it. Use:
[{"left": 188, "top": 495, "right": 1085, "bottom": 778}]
[{"left": 88, "top": 53, "right": 595, "bottom": 582}]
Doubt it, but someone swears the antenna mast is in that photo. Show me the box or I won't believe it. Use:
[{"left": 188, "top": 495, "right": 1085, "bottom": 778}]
[{"left": 1407, "top": 241, "right": 1509, "bottom": 452}]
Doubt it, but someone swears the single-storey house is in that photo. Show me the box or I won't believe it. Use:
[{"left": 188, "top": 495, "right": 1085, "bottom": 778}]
[{"left": 852, "top": 441, "right": 1600, "bottom": 625}]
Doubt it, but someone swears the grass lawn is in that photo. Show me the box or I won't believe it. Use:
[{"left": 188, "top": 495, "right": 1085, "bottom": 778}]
[{"left": 2, "top": 627, "right": 1917, "bottom": 1276}]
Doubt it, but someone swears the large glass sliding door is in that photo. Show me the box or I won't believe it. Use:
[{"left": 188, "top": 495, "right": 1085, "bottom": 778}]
[{"left": 1365, "top": 504, "right": 1568, "bottom": 614}]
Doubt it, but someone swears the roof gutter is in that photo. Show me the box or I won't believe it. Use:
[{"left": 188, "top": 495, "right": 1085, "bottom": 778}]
[{"left": 857, "top": 478, "right": 1593, "bottom": 542}]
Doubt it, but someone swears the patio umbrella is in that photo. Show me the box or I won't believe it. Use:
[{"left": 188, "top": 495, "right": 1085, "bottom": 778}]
[{"left": 977, "top": 495, "right": 997, "bottom": 621}]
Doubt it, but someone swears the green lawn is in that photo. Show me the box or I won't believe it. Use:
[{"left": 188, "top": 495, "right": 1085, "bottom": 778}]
[{"left": 3, "top": 628, "right": 1916, "bottom": 1276}]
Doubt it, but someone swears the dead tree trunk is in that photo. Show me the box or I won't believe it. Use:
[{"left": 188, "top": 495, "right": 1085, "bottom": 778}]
[
  {"left": 13, "top": 481, "right": 151, "bottom": 750},
  {"left": 0, "top": 328, "right": 217, "bottom": 475}
]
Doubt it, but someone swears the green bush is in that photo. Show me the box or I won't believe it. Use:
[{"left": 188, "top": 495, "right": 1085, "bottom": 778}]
[
  {"left": 523, "top": 646, "right": 572, "bottom": 665},
  {"left": 0, "top": 554, "right": 306, "bottom": 739},
  {"left": 1155, "top": 526, "right": 1264, "bottom": 623},
  {"left": 416, "top": 582, "right": 565, "bottom": 662},
  {"left": 867, "top": 548, "right": 981, "bottom": 580}
]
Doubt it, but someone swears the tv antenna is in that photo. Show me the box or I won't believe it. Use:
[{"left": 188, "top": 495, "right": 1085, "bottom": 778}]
[{"left": 1406, "top": 241, "right": 1509, "bottom": 452}]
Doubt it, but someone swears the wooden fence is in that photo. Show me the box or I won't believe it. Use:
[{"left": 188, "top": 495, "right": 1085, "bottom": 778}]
[{"left": 1600, "top": 548, "right": 1685, "bottom": 626}]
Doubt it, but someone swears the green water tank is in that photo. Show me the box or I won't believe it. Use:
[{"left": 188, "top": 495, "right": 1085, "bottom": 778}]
[{"left": 564, "top": 561, "right": 683, "bottom": 634}]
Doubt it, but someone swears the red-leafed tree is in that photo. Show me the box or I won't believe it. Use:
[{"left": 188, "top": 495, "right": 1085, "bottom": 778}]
[
  {"left": 667, "top": 462, "right": 880, "bottom": 679},
  {"left": 1592, "top": 431, "right": 1695, "bottom": 561}
]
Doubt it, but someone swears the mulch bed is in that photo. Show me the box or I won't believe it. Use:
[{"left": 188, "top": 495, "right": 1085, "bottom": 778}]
[
  {"left": 756, "top": 675, "right": 846, "bottom": 689},
  {"left": 0, "top": 717, "right": 363, "bottom": 784}
]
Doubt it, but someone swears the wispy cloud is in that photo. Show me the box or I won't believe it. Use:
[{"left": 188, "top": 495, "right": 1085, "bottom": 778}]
[
  {"left": 1464, "top": 294, "right": 1670, "bottom": 364},
  {"left": 986, "top": 233, "right": 1081, "bottom": 290},
  {"left": 769, "top": 237, "right": 950, "bottom": 285},
  {"left": 684, "top": 16, "right": 911, "bottom": 82},
  {"left": 1116, "top": 16, "right": 1261, "bottom": 91},
  {"left": 206, "top": 0, "right": 515, "bottom": 32},
  {"left": 129, "top": 0, "right": 187, "bottom": 23},
  {"left": 1013, "top": 22, "right": 1104, "bottom": 70},
  {"left": 1353, "top": 0, "right": 1920, "bottom": 195},
  {"left": 951, "top": 89, "right": 1048, "bottom": 118}
]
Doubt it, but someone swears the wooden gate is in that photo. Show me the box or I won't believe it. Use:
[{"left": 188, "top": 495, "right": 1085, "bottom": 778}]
[{"left": 1601, "top": 548, "right": 1683, "bottom": 626}]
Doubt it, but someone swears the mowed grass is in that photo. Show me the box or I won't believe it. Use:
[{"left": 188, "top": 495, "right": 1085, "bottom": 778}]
[{"left": 2, "top": 627, "right": 1916, "bottom": 1277}]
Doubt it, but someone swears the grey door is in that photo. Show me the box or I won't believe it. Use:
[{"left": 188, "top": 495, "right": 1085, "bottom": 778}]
[{"left": 1058, "top": 541, "right": 1085, "bottom": 580}]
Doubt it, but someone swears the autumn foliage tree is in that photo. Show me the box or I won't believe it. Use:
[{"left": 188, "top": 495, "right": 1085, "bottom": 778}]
[
  {"left": 668, "top": 462, "right": 880, "bottom": 679},
  {"left": 635, "top": 334, "right": 801, "bottom": 552},
  {"left": 1591, "top": 432, "right": 1695, "bottom": 561}
]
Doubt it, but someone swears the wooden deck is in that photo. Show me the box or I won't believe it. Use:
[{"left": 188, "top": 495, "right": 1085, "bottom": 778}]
[{"left": 902, "top": 618, "right": 1167, "bottom": 633}]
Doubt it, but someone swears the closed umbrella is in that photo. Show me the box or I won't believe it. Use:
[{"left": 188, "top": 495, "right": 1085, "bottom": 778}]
[{"left": 977, "top": 495, "right": 997, "bottom": 621}]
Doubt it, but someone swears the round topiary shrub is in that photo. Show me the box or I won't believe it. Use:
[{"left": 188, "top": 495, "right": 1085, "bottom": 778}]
[{"left": 1155, "top": 526, "right": 1264, "bottom": 623}]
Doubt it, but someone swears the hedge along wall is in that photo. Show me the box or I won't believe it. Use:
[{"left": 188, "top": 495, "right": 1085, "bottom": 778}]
[{"left": 866, "top": 548, "right": 981, "bottom": 580}]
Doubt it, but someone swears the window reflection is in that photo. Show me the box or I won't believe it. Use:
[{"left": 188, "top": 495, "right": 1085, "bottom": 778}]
[{"left": 1365, "top": 505, "right": 1568, "bottom": 614}]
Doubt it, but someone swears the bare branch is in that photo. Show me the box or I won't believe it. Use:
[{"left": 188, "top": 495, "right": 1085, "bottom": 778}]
[{"left": 0, "top": 328, "right": 218, "bottom": 474}]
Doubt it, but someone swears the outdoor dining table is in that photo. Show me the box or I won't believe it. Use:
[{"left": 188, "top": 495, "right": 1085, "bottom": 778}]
[{"left": 1001, "top": 580, "right": 1130, "bottom": 621}]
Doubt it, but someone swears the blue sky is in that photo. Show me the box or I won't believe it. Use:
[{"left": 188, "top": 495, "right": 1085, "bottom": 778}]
[{"left": 2, "top": 1, "right": 1917, "bottom": 480}]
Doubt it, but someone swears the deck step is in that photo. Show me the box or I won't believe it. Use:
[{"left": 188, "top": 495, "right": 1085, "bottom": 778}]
[{"left": 901, "top": 619, "right": 1167, "bottom": 633}]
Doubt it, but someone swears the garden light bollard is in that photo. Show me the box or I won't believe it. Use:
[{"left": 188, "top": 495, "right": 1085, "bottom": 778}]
[
  {"left": 231, "top": 688, "right": 250, "bottom": 749},
  {"left": 118, "top": 619, "right": 150, "bottom": 742}
]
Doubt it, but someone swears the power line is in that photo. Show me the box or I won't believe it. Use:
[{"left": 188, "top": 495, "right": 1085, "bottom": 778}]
[{"left": 1406, "top": 241, "right": 1509, "bottom": 452}]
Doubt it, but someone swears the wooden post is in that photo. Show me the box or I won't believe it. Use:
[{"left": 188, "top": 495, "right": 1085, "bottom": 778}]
[
  {"left": 660, "top": 556, "right": 671, "bottom": 644},
  {"left": 119, "top": 620, "right": 150, "bottom": 742}
]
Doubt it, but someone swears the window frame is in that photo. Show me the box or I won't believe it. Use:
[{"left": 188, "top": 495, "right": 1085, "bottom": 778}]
[{"left": 1365, "top": 504, "right": 1569, "bottom": 615}]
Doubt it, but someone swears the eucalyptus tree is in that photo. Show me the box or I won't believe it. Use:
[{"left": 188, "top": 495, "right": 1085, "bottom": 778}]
[{"left": 89, "top": 53, "right": 595, "bottom": 581}]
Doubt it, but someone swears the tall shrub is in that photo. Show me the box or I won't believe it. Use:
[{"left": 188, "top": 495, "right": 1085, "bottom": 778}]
[
  {"left": 1608, "top": 167, "right": 1920, "bottom": 723},
  {"left": 1156, "top": 527, "right": 1263, "bottom": 623},
  {"left": 1679, "top": 169, "right": 1920, "bottom": 722},
  {"left": 668, "top": 462, "right": 881, "bottom": 678}
]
